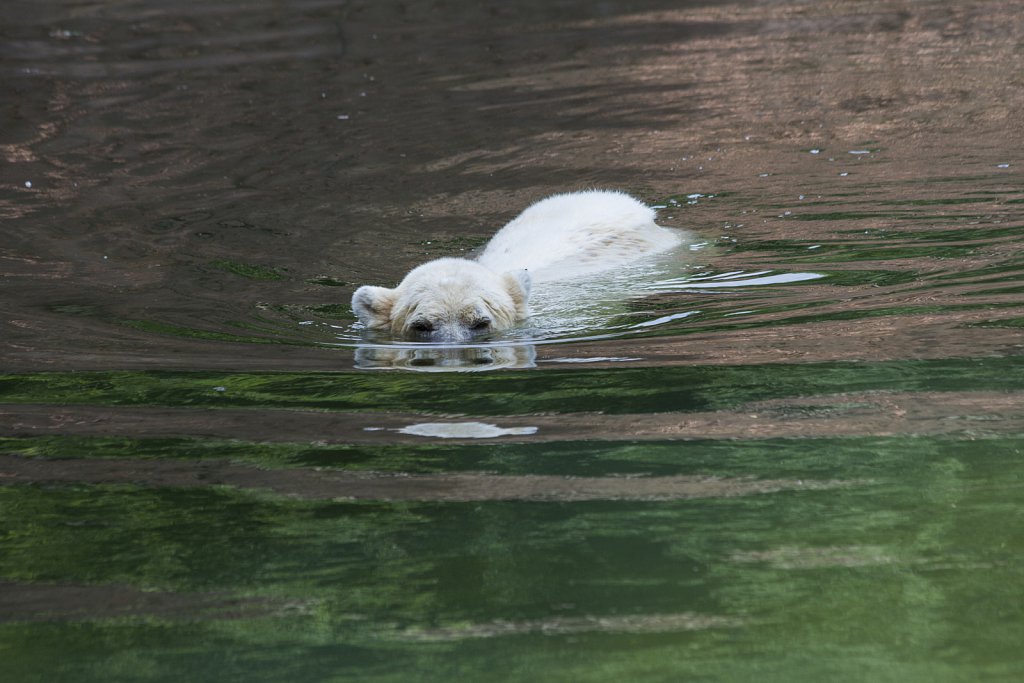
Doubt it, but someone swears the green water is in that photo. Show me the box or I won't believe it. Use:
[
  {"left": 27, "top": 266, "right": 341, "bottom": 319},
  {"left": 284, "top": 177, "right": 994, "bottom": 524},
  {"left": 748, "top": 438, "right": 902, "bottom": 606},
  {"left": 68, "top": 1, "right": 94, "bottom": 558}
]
[
  {"left": 0, "top": 358, "right": 1020, "bottom": 413},
  {"left": 2, "top": 366, "right": 1023, "bottom": 681},
  {"left": 2, "top": 431, "right": 1023, "bottom": 682}
]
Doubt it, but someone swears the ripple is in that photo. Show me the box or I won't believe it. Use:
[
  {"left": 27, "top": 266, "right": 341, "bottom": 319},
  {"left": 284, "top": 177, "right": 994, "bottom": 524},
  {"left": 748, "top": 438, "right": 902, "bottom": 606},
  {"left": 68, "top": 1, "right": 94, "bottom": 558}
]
[
  {"left": 395, "top": 422, "right": 539, "bottom": 439},
  {"left": 396, "top": 612, "right": 745, "bottom": 641},
  {"left": 0, "top": 454, "right": 856, "bottom": 502}
]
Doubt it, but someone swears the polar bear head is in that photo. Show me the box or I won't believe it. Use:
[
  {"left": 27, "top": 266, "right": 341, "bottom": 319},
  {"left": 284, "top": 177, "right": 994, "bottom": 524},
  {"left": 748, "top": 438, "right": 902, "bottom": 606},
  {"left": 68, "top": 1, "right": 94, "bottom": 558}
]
[{"left": 352, "top": 258, "right": 531, "bottom": 342}]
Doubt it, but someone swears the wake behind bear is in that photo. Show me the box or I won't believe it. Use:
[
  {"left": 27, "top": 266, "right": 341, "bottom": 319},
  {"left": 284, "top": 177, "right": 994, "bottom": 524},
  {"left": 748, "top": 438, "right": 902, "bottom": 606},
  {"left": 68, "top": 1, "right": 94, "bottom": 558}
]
[{"left": 351, "top": 190, "right": 683, "bottom": 343}]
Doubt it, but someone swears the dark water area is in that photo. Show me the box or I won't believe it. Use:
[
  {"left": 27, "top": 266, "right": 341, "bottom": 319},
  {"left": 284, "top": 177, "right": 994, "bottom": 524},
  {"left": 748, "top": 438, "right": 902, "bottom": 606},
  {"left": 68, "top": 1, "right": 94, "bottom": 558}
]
[{"left": 2, "top": 1, "right": 1023, "bottom": 681}]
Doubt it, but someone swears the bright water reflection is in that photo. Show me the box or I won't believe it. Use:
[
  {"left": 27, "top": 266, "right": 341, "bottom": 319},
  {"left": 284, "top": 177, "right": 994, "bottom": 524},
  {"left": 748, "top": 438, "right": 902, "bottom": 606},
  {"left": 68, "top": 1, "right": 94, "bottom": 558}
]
[{"left": 353, "top": 343, "right": 538, "bottom": 372}]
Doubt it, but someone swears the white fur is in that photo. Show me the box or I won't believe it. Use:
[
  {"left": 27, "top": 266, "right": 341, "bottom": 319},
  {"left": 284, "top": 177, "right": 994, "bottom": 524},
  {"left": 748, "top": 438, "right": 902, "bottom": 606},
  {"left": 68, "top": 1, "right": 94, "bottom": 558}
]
[
  {"left": 477, "top": 190, "right": 681, "bottom": 281},
  {"left": 352, "top": 190, "right": 681, "bottom": 341}
]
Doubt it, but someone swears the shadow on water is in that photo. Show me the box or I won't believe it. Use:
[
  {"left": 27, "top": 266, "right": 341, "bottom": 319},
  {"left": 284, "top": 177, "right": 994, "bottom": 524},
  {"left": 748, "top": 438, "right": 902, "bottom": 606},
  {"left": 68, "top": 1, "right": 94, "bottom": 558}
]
[{"left": 2, "top": 0, "right": 1024, "bottom": 681}]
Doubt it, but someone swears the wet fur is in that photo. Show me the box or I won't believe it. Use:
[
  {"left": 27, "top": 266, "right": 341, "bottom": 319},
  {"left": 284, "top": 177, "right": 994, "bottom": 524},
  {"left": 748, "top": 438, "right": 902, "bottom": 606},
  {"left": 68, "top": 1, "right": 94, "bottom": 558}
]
[{"left": 352, "top": 190, "right": 680, "bottom": 342}]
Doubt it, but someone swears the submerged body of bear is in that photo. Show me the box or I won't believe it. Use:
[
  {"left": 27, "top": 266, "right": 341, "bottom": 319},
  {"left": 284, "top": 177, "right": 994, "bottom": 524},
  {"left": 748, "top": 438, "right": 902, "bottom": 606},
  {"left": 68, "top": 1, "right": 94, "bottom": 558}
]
[{"left": 351, "top": 190, "right": 682, "bottom": 342}]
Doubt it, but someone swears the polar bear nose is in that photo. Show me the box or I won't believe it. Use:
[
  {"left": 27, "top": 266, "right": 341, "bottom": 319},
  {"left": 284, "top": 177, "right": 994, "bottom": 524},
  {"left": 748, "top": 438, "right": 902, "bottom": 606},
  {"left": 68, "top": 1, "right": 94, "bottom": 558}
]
[{"left": 431, "top": 323, "right": 473, "bottom": 344}]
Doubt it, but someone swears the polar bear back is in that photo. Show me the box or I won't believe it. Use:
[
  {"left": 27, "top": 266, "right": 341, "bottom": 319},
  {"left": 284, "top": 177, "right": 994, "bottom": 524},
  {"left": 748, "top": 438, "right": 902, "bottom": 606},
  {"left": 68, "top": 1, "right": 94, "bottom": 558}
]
[{"left": 476, "top": 190, "right": 681, "bottom": 283}]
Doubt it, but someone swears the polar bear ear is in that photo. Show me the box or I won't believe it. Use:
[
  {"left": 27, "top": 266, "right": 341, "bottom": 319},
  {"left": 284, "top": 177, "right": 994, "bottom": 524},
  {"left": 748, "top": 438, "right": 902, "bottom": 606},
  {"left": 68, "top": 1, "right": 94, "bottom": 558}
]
[
  {"left": 352, "top": 285, "right": 397, "bottom": 328},
  {"left": 502, "top": 269, "right": 531, "bottom": 316}
]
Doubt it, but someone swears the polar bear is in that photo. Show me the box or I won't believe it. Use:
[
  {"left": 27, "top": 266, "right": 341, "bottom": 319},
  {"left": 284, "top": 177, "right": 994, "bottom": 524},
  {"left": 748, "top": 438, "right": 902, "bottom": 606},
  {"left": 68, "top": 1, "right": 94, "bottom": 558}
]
[{"left": 351, "top": 190, "right": 682, "bottom": 342}]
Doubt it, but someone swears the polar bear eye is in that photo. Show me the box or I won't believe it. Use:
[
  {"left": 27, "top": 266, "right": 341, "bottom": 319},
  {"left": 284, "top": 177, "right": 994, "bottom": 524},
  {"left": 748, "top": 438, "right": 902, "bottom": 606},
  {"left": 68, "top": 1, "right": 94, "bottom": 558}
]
[
  {"left": 410, "top": 320, "right": 434, "bottom": 333},
  {"left": 471, "top": 318, "right": 491, "bottom": 332}
]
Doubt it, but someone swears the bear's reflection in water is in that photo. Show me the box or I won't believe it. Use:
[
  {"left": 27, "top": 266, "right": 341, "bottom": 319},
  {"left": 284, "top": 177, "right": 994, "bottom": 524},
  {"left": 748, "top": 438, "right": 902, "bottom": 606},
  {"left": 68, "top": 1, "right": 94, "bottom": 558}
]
[{"left": 354, "top": 343, "right": 536, "bottom": 372}]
